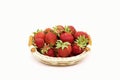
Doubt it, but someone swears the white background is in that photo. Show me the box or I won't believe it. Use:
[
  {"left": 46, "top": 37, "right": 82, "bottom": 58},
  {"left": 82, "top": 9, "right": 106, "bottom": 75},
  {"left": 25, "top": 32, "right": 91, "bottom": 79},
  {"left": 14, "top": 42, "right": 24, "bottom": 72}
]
[{"left": 0, "top": 0, "right": 120, "bottom": 80}]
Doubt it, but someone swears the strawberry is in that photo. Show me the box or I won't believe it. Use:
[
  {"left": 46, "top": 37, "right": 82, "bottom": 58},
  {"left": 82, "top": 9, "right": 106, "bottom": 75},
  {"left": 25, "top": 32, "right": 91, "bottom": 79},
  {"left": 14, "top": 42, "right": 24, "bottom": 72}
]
[
  {"left": 56, "top": 40, "right": 72, "bottom": 57},
  {"left": 74, "top": 31, "right": 92, "bottom": 45},
  {"left": 44, "top": 28, "right": 53, "bottom": 34},
  {"left": 45, "top": 49, "right": 54, "bottom": 57},
  {"left": 34, "top": 38, "right": 44, "bottom": 49},
  {"left": 31, "top": 25, "right": 92, "bottom": 58},
  {"left": 53, "top": 25, "right": 64, "bottom": 36},
  {"left": 45, "top": 32, "right": 57, "bottom": 46},
  {"left": 60, "top": 32, "right": 74, "bottom": 43},
  {"left": 72, "top": 36, "right": 89, "bottom": 55},
  {"left": 65, "top": 26, "right": 76, "bottom": 35},
  {"left": 41, "top": 45, "right": 55, "bottom": 57},
  {"left": 33, "top": 29, "right": 45, "bottom": 49},
  {"left": 72, "top": 44, "right": 84, "bottom": 55},
  {"left": 74, "top": 31, "right": 89, "bottom": 39},
  {"left": 34, "top": 29, "right": 45, "bottom": 40}
]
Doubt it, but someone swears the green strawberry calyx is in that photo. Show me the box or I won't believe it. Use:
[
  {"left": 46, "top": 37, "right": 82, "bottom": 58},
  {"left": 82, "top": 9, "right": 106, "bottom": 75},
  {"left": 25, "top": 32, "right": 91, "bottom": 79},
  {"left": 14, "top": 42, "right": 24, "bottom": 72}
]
[
  {"left": 75, "top": 36, "right": 89, "bottom": 48},
  {"left": 64, "top": 26, "right": 71, "bottom": 33},
  {"left": 41, "top": 44, "right": 50, "bottom": 54},
  {"left": 53, "top": 26, "right": 64, "bottom": 37},
  {"left": 56, "top": 40, "right": 70, "bottom": 50},
  {"left": 53, "top": 26, "right": 58, "bottom": 33}
]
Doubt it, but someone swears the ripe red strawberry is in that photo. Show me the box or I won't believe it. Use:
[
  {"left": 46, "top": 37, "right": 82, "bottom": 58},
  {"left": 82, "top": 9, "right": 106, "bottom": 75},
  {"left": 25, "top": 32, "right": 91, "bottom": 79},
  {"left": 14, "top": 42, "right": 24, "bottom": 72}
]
[
  {"left": 41, "top": 45, "right": 55, "bottom": 57},
  {"left": 74, "top": 31, "right": 92, "bottom": 45},
  {"left": 65, "top": 26, "right": 76, "bottom": 35},
  {"left": 60, "top": 32, "right": 74, "bottom": 43},
  {"left": 53, "top": 25, "right": 64, "bottom": 36},
  {"left": 72, "top": 36, "right": 89, "bottom": 55},
  {"left": 34, "top": 29, "right": 45, "bottom": 40},
  {"left": 74, "top": 31, "right": 89, "bottom": 39},
  {"left": 72, "top": 44, "right": 84, "bottom": 55},
  {"left": 45, "top": 49, "right": 54, "bottom": 57},
  {"left": 68, "top": 26, "right": 76, "bottom": 35},
  {"left": 56, "top": 40, "right": 72, "bottom": 57},
  {"left": 34, "top": 38, "right": 44, "bottom": 49},
  {"left": 44, "top": 28, "right": 53, "bottom": 34},
  {"left": 45, "top": 32, "right": 57, "bottom": 46}
]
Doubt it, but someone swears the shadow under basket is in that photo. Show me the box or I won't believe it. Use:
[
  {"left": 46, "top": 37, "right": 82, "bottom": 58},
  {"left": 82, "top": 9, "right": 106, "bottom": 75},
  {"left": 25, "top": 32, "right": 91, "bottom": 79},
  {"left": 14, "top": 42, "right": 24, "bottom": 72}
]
[{"left": 28, "top": 35, "right": 91, "bottom": 66}]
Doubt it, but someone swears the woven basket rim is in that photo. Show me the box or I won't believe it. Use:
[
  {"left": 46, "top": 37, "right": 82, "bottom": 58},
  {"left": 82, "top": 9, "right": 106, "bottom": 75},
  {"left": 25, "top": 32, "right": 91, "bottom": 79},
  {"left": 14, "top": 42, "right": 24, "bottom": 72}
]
[{"left": 30, "top": 45, "right": 90, "bottom": 61}]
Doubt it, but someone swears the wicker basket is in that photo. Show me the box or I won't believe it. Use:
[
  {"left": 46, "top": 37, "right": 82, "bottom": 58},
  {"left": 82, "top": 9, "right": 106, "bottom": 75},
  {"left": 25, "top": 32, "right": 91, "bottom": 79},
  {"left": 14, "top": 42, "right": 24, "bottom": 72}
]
[{"left": 28, "top": 35, "right": 91, "bottom": 66}]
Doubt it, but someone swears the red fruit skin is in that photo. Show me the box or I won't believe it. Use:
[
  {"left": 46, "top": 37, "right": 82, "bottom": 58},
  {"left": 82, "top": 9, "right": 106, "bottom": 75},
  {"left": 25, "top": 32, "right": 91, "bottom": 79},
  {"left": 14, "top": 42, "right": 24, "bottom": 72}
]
[
  {"left": 34, "top": 38, "right": 44, "bottom": 49},
  {"left": 68, "top": 26, "right": 76, "bottom": 35},
  {"left": 69, "top": 53, "right": 74, "bottom": 57},
  {"left": 34, "top": 32, "right": 45, "bottom": 40},
  {"left": 45, "top": 49, "right": 55, "bottom": 57},
  {"left": 74, "top": 31, "right": 89, "bottom": 39},
  {"left": 60, "top": 33, "right": 74, "bottom": 43},
  {"left": 57, "top": 25, "right": 64, "bottom": 29},
  {"left": 72, "top": 44, "right": 84, "bottom": 55},
  {"left": 58, "top": 45, "right": 72, "bottom": 57},
  {"left": 45, "top": 32, "right": 57, "bottom": 46},
  {"left": 56, "top": 25, "right": 64, "bottom": 33},
  {"left": 44, "top": 28, "right": 53, "bottom": 34}
]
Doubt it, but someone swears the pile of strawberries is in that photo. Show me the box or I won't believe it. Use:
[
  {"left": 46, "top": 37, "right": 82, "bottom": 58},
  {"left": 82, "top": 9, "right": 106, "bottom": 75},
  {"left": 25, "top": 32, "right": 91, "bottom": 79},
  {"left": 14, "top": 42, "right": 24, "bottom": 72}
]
[{"left": 33, "top": 25, "right": 91, "bottom": 57}]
